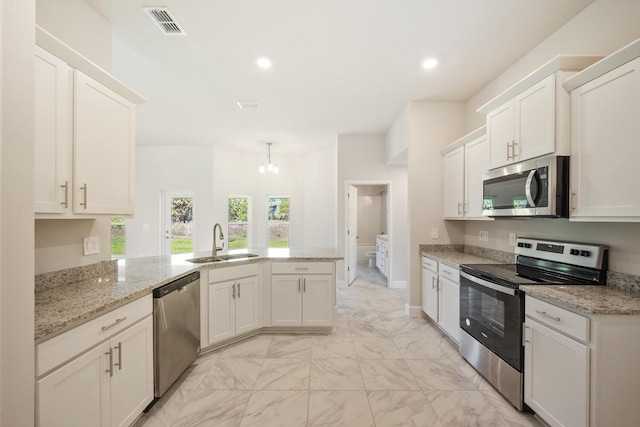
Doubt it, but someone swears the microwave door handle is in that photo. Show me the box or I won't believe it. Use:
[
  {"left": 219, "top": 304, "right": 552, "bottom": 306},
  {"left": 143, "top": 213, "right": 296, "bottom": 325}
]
[{"left": 525, "top": 170, "right": 538, "bottom": 207}]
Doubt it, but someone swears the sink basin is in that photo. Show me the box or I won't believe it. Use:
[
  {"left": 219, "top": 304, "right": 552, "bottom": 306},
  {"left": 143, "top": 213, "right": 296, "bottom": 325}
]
[{"left": 186, "top": 253, "right": 259, "bottom": 263}]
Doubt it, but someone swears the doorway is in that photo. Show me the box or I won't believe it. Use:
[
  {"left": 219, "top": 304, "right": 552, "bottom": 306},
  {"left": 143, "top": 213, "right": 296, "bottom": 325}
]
[
  {"left": 162, "top": 190, "right": 195, "bottom": 255},
  {"left": 345, "top": 182, "right": 390, "bottom": 287}
]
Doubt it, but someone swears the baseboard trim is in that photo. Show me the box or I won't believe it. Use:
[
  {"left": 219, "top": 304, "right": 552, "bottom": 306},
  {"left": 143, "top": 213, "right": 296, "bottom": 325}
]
[
  {"left": 406, "top": 305, "right": 423, "bottom": 318},
  {"left": 390, "top": 280, "right": 407, "bottom": 289}
]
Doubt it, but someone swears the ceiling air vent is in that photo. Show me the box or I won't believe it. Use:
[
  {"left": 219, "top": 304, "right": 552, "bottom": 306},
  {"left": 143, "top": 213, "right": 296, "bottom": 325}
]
[
  {"left": 236, "top": 101, "right": 262, "bottom": 110},
  {"left": 144, "top": 7, "right": 186, "bottom": 36}
]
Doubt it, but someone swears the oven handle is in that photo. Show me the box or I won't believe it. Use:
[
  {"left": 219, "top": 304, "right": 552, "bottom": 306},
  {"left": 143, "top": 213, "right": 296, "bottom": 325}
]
[{"left": 460, "top": 271, "right": 517, "bottom": 296}]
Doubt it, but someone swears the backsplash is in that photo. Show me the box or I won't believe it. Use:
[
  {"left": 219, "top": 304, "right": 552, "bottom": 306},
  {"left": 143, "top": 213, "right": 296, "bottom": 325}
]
[{"left": 35, "top": 260, "right": 117, "bottom": 292}]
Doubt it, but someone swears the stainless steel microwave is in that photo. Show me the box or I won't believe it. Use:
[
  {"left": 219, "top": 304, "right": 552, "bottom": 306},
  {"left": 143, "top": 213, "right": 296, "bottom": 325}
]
[{"left": 482, "top": 156, "right": 569, "bottom": 218}]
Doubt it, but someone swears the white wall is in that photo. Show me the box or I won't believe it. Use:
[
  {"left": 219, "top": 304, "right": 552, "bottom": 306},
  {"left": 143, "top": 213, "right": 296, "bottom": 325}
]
[
  {"left": 1, "top": 0, "right": 36, "bottom": 424},
  {"left": 36, "top": 0, "right": 112, "bottom": 71},
  {"left": 462, "top": 0, "right": 640, "bottom": 277},
  {"left": 408, "top": 101, "right": 466, "bottom": 310},
  {"left": 34, "top": 0, "right": 115, "bottom": 274},
  {"left": 304, "top": 146, "right": 338, "bottom": 248},
  {"left": 337, "top": 134, "right": 409, "bottom": 287},
  {"left": 385, "top": 104, "right": 410, "bottom": 165}
]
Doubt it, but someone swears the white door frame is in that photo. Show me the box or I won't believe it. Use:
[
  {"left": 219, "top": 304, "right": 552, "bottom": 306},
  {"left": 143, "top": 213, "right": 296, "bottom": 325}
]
[
  {"left": 161, "top": 190, "right": 196, "bottom": 256},
  {"left": 343, "top": 180, "right": 392, "bottom": 287}
]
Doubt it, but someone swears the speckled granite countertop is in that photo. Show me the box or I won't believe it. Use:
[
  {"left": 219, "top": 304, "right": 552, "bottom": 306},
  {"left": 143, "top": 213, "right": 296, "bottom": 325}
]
[
  {"left": 419, "top": 244, "right": 640, "bottom": 317},
  {"left": 35, "top": 248, "right": 343, "bottom": 343},
  {"left": 521, "top": 285, "right": 640, "bottom": 316}
]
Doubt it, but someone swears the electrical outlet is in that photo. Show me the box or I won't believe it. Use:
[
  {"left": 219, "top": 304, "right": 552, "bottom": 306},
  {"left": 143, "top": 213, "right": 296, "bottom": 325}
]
[
  {"left": 509, "top": 233, "right": 517, "bottom": 246},
  {"left": 83, "top": 236, "right": 100, "bottom": 255},
  {"left": 431, "top": 227, "right": 439, "bottom": 239},
  {"left": 479, "top": 230, "right": 489, "bottom": 242}
]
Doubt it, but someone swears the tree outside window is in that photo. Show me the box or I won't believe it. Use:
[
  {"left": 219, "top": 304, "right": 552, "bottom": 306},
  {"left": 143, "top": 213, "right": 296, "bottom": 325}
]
[
  {"left": 111, "top": 217, "right": 126, "bottom": 258},
  {"left": 228, "top": 197, "right": 249, "bottom": 249},
  {"left": 268, "top": 197, "right": 289, "bottom": 248}
]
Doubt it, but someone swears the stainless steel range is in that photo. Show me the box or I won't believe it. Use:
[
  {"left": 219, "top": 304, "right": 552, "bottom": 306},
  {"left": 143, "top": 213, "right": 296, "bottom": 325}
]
[{"left": 459, "top": 237, "right": 608, "bottom": 410}]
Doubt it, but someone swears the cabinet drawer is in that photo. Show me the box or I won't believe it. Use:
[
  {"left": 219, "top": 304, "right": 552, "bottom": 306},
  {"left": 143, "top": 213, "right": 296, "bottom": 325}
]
[
  {"left": 421, "top": 256, "right": 438, "bottom": 273},
  {"left": 271, "top": 262, "right": 333, "bottom": 275},
  {"left": 525, "top": 296, "right": 589, "bottom": 343},
  {"left": 439, "top": 264, "right": 459, "bottom": 282},
  {"left": 36, "top": 295, "right": 152, "bottom": 377}
]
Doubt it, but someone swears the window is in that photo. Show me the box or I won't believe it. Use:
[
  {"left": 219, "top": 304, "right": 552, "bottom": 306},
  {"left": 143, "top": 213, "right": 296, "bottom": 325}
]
[
  {"left": 228, "top": 196, "right": 250, "bottom": 249},
  {"left": 110, "top": 217, "right": 126, "bottom": 259},
  {"left": 268, "top": 197, "right": 290, "bottom": 248},
  {"left": 169, "top": 196, "right": 194, "bottom": 254}
]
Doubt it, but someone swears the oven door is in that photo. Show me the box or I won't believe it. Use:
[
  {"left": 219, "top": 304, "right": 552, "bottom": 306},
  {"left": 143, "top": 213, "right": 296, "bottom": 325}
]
[{"left": 459, "top": 271, "right": 524, "bottom": 371}]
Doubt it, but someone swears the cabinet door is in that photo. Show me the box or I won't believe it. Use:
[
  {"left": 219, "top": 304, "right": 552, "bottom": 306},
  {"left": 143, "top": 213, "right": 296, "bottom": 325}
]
[
  {"left": 110, "top": 317, "right": 154, "bottom": 427},
  {"left": 271, "top": 275, "right": 302, "bottom": 326},
  {"left": 570, "top": 57, "right": 640, "bottom": 220},
  {"left": 464, "top": 135, "right": 489, "bottom": 218},
  {"left": 37, "top": 342, "right": 110, "bottom": 427},
  {"left": 515, "top": 74, "right": 556, "bottom": 162},
  {"left": 208, "top": 280, "right": 236, "bottom": 344},
  {"left": 235, "top": 276, "right": 260, "bottom": 335},
  {"left": 421, "top": 268, "right": 438, "bottom": 321},
  {"left": 35, "top": 47, "right": 71, "bottom": 214},
  {"left": 524, "top": 319, "right": 589, "bottom": 427},
  {"left": 487, "top": 100, "right": 514, "bottom": 169},
  {"left": 302, "top": 275, "right": 333, "bottom": 326},
  {"left": 438, "top": 276, "right": 460, "bottom": 343},
  {"left": 74, "top": 71, "right": 135, "bottom": 215},
  {"left": 444, "top": 147, "right": 465, "bottom": 218}
]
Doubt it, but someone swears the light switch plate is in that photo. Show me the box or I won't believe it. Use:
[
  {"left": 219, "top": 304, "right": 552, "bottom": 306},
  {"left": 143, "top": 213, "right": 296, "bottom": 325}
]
[
  {"left": 509, "top": 233, "right": 517, "bottom": 246},
  {"left": 431, "top": 227, "right": 439, "bottom": 239},
  {"left": 83, "top": 236, "right": 100, "bottom": 255}
]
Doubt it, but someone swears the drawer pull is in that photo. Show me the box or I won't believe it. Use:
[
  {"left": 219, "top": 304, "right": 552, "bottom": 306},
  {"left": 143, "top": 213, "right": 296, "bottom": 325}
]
[
  {"left": 294, "top": 267, "right": 309, "bottom": 271},
  {"left": 105, "top": 348, "right": 114, "bottom": 377},
  {"left": 101, "top": 317, "right": 127, "bottom": 332},
  {"left": 114, "top": 342, "right": 122, "bottom": 371},
  {"left": 443, "top": 270, "right": 452, "bottom": 275},
  {"left": 535, "top": 310, "right": 560, "bottom": 322}
]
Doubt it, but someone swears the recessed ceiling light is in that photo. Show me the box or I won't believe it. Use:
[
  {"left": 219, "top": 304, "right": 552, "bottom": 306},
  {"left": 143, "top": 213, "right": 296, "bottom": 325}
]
[
  {"left": 256, "top": 57, "right": 272, "bottom": 69},
  {"left": 422, "top": 58, "right": 438, "bottom": 70}
]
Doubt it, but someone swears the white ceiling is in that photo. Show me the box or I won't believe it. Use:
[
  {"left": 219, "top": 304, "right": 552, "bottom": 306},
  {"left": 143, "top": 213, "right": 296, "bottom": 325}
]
[{"left": 86, "top": 0, "right": 594, "bottom": 154}]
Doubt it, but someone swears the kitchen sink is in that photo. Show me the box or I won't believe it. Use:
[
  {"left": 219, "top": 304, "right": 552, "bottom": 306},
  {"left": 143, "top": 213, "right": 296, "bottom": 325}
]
[{"left": 186, "top": 253, "right": 260, "bottom": 263}]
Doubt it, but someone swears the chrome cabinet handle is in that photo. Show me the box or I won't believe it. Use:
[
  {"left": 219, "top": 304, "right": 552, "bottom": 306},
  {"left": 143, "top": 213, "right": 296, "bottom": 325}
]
[
  {"left": 571, "top": 192, "right": 576, "bottom": 211},
  {"left": 105, "top": 348, "right": 114, "bottom": 377},
  {"left": 506, "top": 142, "right": 512, "bottom": 160},
  {"left": 535, "top": 310, "right": 560, "bottom": 322},
  {"left": 232, "top": 283, "right": 236, "bottom": 300},
  {"left": 298, "top": 278, "right": 301, "bottom": 292},
  {"left": 523, "top": 325, "right": 530, "bottom": 344},
  {"left": 295, "top": 267, "right": 309, "bottom": 271},
  {"left": 101, "top": 317, "right": 127, "bottom": 332},
  {"left": 238, "top": 283, "right": 241, "bottom": 298},
  {"left": 80, "top": 183, "right": 88, "bottom": 208},
  {"left": 512, "top": 141, "right": 518, "bottom": 159},
  {"left": 431, "top": 277, "right": 436, "bottom": 289},
  {"left": 457, "top": 203, "right": 462, "bottom": 215},
  {"left": 60, "top": 180, "right": 69, "bottom": 208},
  {"left": 303, "top": 277, "right": 306, "bottom": 292},
  {"left": 114, "top": 342, "right": 122, "bottom": 371},
  {"left": 463, "top": 203, "right": 468, "bottom": 213}
]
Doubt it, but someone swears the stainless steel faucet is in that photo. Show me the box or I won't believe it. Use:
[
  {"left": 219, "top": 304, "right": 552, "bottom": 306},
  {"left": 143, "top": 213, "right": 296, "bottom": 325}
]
[{"left": 212, "top": 223, "right": 225, "bottom": 256}]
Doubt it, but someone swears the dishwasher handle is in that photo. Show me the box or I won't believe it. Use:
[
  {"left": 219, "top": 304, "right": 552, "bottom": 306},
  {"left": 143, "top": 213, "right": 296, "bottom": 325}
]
[{"left": 153, "top": 271, "right": 200, "bottom": 298}]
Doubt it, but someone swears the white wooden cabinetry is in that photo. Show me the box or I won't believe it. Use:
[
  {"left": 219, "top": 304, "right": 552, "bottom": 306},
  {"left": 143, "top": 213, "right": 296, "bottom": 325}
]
[
  {"left": 375, "top": 236, "right": 389, "bottom": 277},
  {"left": 271, "top": 262, "right": 334, "bottom": 327},
  {"left": 34, "top": 28, "right": 145, "bottom": 217},
  {"left": 524, "top": 295, "right": 640, "bottom": 427},
  {"left": 203, "top": 264, "right": 261, "bottom": 347},
  {"left": 567, "top": 55, "right": 640, "bottom": 221},
  {"left": 421, "top": 256, "right": 460, "bottom": 343},
  {"left": 36, "top": 296, "right": 153, "bottom": 427},
  {"left": 442, "top": 127, "right": 490, "bottom": 220}
]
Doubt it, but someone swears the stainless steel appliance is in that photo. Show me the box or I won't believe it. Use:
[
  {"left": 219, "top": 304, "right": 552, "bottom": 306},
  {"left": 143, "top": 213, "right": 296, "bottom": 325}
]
[
  {"left": 482, "top": 155, "right": 569, "bottom": 217},
  {"left": 459, "top": 238, "right": 608, "bottom": 410},
  {"left": 153, "top": 271, "right": 200, "bottom": 397}
]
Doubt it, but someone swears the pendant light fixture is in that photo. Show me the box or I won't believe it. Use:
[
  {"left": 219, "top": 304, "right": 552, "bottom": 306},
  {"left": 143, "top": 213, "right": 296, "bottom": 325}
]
[{"left": 259, "top": 142, "right": 279, "bottom": 174}]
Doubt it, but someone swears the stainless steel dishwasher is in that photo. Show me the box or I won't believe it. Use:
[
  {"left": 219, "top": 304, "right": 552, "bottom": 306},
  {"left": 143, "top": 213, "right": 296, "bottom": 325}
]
[{"left": 153, "top": 271, "right": 200, "bottom": 397}]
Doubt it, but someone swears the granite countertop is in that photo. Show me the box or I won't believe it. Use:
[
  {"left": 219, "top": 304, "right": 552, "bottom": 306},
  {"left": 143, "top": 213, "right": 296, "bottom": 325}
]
[
  {"left": 520, "top": 285, "right": 640, "bottom": 316},
  {"left": 35, "top": 248, "right": 343, "bottom": 343},
  {"left": 419, "top": 244, "right": 640, "bottom": 317}
]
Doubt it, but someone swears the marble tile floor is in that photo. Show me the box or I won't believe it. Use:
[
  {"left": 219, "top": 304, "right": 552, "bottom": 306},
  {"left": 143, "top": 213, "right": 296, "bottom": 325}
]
[{"left": 135, "top": 277, "right": 543, "bottom": 427}]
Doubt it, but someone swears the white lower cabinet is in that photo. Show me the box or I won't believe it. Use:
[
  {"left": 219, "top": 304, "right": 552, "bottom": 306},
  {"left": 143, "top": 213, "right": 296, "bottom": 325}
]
[
  {"left": 271, "top": 262, "right": 334, "bottom": 327},
  {"left": 36, "top": 296, "right": 153, "bottom": 427},
  {"left": 204, "top": 265, "right": 261, "bottom": 347},
  {"left": 421, "top": 256, "right": 460, "bottom": 343}
]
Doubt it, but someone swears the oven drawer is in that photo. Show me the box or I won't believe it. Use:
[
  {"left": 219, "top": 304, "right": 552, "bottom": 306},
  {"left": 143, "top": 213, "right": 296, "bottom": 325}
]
[
  {"left": 525, "top": 296, "right": 590, "bottom": 343},
  {"left": 421, "top": 256, "right": 438, "bottom": 273},
  {"left": 439, "top": 264, "right": 459, "bottom": 282}
]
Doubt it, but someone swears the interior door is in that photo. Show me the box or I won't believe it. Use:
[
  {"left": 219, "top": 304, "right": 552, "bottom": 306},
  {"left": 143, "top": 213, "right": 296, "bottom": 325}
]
[
  {"left": 348, "top": 185, "right": 358, "bottom": 285},
  {"left": 162, "top": 191, "right": 195, "bottom": 256}
]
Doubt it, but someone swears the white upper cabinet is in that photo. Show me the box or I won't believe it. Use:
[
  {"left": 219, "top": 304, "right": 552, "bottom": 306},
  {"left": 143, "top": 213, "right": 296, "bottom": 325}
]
[
  {"left": 479, "top": 56, "right": 602, "bottom": 170},
  {"left": 442, "top": 126, "right": 490, "bottom": 220},
  {"left": 564, "top": 40, "right": 640, "bottom": 222},
  {"left": 34, "top": 26, "right": 145, "bottom": 217}
]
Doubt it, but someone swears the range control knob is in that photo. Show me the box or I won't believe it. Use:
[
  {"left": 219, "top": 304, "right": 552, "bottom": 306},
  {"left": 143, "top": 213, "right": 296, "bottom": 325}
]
[
  {"left": 524, "top": 243, "right": 532, "bottom": 249},
  {"left": 580, "top": 250, "right": 591, "bottom": 257},
  {"left": 570, "top": 249, "right": 580, "bottom": 255},
  {"left": 517, "top": 242, "right": 524, "bottom": 248}
]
